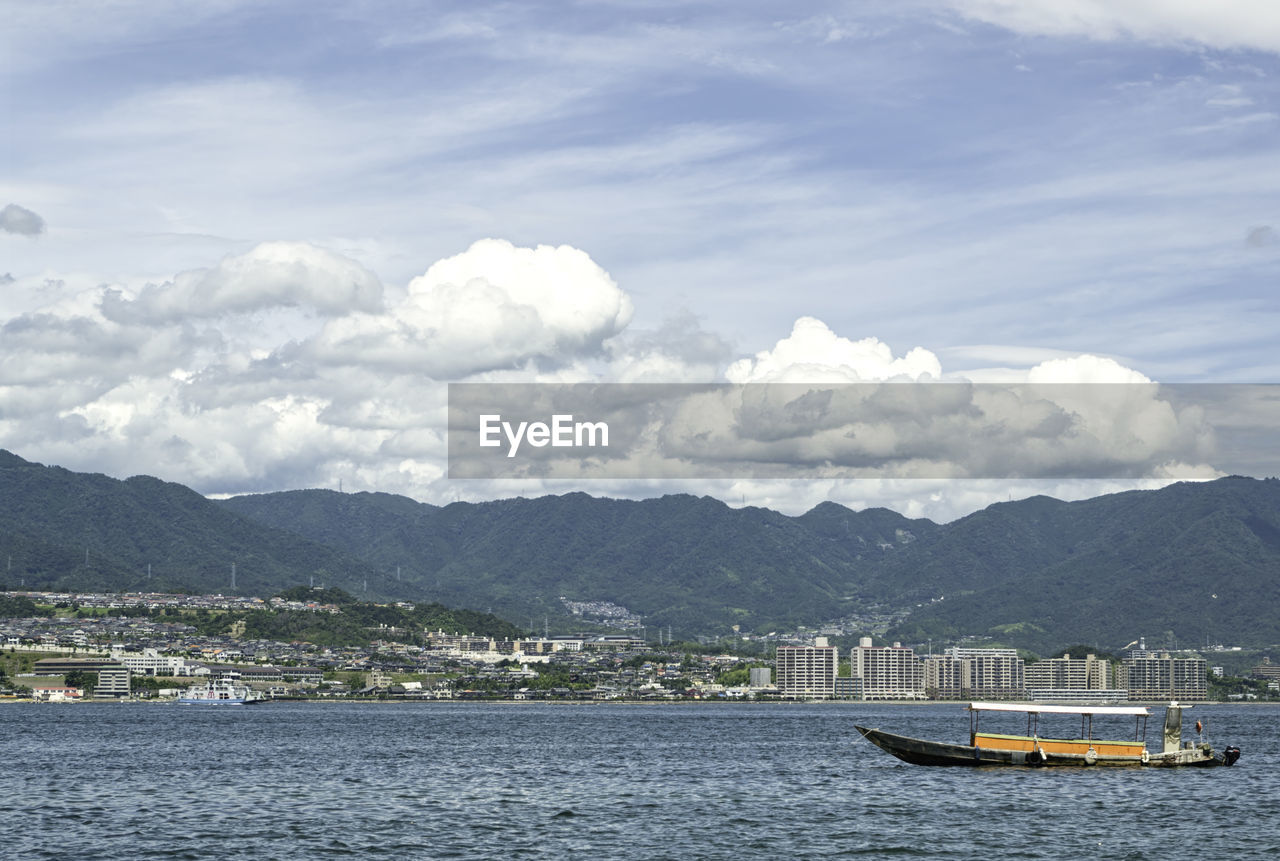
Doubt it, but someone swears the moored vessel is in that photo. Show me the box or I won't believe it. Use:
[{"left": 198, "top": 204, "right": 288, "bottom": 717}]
[
  {"left": 177, "top": 679, "right": 258, "bottom": 705},
  {"left": 856, "top": 701, "right": 1240, "bottom": 768}
]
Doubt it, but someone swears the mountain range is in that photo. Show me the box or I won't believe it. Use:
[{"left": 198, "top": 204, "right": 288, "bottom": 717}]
[{"left": 3, "top": 448, "right": 1278, "bottom": 653}]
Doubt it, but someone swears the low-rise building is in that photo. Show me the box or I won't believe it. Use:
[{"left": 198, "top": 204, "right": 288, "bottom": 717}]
[
  {"left": 1250, "top": 657, "right": 1280, "bottom": 680},
  {"left": 111, "top": 647, "right": 188, "bottom": 676},
  {"left": 32, "top": 685, "right": 83, "bottom": 702}
]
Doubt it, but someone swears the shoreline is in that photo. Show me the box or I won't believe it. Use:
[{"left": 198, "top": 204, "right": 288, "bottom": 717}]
[{"left": 4, "top": 696, "right": 1274, "bottom": 707}]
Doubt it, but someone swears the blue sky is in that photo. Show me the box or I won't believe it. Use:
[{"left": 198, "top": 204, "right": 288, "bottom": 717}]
[{"left": 2, "top": 1, "right": 1278, "bottom": 520}]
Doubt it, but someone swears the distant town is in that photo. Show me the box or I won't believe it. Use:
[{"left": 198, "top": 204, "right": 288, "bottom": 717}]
[{"left": 2, "top": 590, "right": 1278, "bottom": 704}]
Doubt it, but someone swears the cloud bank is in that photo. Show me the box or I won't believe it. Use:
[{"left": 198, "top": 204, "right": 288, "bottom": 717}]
[{"left": 0, "top": 235, "right": 1270, "bottom": 521}]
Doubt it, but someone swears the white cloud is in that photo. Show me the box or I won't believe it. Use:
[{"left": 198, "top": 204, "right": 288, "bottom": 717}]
[
  {"left": 310, "top": 239, "right": 633, "bottom": 378},
  {"left": 101, "top": 241, "right": 384, "bottom": 323},
  {"left": 725, "top": 317, "right": 942, "bottom": 383},
  {"left": 1, "top": 204, "right": 46, "bottom": 236},
  {"left": 1025, "top": 354, "right": 1152, "bottom": 385},
  {"left": 943, "top": 0, "right": 1280, "bottom": 53}
]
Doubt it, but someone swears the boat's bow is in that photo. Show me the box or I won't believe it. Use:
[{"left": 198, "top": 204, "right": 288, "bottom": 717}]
[{"left": 855, "top": 724, "right": 996, "bottom": 766}]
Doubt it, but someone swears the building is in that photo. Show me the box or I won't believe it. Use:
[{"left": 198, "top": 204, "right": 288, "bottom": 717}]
[
  {"left": 281, "top": 666, "right": 324, "bottom": 684},
  {"left": 776, "top": 638, "right": 838, "bottom": 699},
  {"left": 93, "top": 665, "right": 131, "bottom": 698},
  {"left": 1025, "top": 653, "right": 1112, "bottom": 696},
  {"left": 1118, "top": 651, "right": 1208, "bottom": 701},
  {"left": 945, "top": 647, "right": 1025, "bottom": 699},
  {"left": 918, "top": 648, "right": 1029, "bottom": 700},
  {"left": 748, "top": 667, "right": 772, "bottom": 689},
  {"left": 852, "top": 638, "right": 923, "bottom": 700},
  {"left": 921, "top": 654, "right": 968, "bottom": 699},
  {"left": 1025, "top": 687, "right": 1127, "bottom": 704},
  {"left": 1250, "top": 657, "right": 1280, "bottom": 680},
  {"left": 111, "top": 648, "right": 188, "bottom": 676},
  {"left": 31, "top": 657, "right": 122, "bottom": 676}
]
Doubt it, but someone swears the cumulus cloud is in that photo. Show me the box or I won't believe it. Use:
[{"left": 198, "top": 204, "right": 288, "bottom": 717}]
[
  {"left": 1, "top": 238, "right": 640, "bottom": 496},
  {"left": 0, "top": 244, "right": 1259, "bottom": 511},
  {"left": 101, "top": 241, "right": 384, "bottom": 324},
  {"left": 1025, "top": 353, "right": 1151, "bottom": 384},
  {"left": 1, "top": 203, "right": 46, "bottom": 236},
  {"left": 606, "top": 312, "right": 732, "bottom": 383},
  {"left": 725, "top": 317, "right": 942, "bottom": 383},
  {"left": 943, "top": 0, "right": 1280, "bottom": 53},
  {"left": 310, "top": 238, "right": 633, "bottom": 378}
]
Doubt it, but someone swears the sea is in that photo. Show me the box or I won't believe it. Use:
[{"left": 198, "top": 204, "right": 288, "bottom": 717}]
[{"left": 2, "top": 701, "right": 1275, "bottom": 860}]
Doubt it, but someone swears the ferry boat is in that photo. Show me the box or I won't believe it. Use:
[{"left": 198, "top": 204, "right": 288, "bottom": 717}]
[
  {"left": 177, "top": 679, "right": 258, "bottom": 705},
  {"left": 856, "top": 701, "right": 1241, "bottom": 768}
]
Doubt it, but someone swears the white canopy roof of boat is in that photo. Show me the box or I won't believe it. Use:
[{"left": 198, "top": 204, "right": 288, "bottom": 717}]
[{"left": 968, "top": 702, "right": 1150, "bottom": 716}]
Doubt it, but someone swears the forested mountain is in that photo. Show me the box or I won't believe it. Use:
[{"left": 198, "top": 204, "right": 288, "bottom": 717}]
[
  {"left": 0, "top": 450, "right": 403, "bottom": 600},
  {"left": 218, "top": 476, "right": 1280, "bottom": 651},
  {"left": 5, "top": 448, "right": 1279, "bottom": 651},
  {"left": 880, "top": 478, "right": 1280, "bottom": 651},
  {"left": 219, "top": 489, "right": 934, "bottom": 634}
]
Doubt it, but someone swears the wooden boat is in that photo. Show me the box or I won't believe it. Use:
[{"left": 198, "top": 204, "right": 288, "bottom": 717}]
[{"left": 855, "top": 701, "right": 1240, "bottom": 768}]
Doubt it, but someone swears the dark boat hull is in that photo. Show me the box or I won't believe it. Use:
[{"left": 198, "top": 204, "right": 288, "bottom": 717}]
[{"left": 855, "top": 725, "right": 1029, "bottom": 766}]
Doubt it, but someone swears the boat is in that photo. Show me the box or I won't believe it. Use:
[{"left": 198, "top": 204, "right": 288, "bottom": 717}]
[
  {"left": 177, "top": 679, "right": 259, "bottom": 705},
  {"left": 855, "top": 701, "right": 1241, "bottom": 768}
]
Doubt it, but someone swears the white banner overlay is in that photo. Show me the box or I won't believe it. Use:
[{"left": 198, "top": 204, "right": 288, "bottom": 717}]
[{"left": 448, "top": 383, "right": 1280, "bottom": 480}]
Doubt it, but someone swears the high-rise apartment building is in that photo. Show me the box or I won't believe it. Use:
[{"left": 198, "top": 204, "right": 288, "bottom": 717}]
[
  {"left": 920, "top": 648, "right": 1027, "bottom": 700},
  {"left": 921, "top": 654, "right": 968, "bottom": 699},
  {"left": 776, "top": 638, "right": 837, "bottom": 699},
  {"left": 1118, "top": 651, "right": 1208, "bottom": 701},
  {"left": 1024, "top": 652, "right": 1126, "bottom": 703},
  {"left": 945, "top": 647, "right": 1025, "bottom": 699},
  {"left": 1025, "top": 653, "right": 1111, "bottom": 690},
  {"left": 852, "top": 637, "right": 923, "bottom": 700}
]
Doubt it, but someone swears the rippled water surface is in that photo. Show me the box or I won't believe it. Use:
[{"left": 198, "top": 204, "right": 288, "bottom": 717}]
[{"left": 2, "top": 702, "right": 1275, "bottom": 859}]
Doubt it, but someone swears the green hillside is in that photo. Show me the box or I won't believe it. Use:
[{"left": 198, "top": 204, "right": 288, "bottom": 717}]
[
  {"left": 884, "top": 478, "right": 1280, "bottom": 652},
  {"left": 222, "top": 477, "right": 1280, "bottom": 650},
  {"left": 6, "top": 448, "right": 1279, "bottom": 651},
  {"left": 0, "top": 451, "right": 404, "bottom": 600},
  {"left": 220, "top": 490, "right": 928, "bottom": 634}
]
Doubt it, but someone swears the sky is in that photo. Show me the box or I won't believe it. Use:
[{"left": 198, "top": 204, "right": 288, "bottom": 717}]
[{"left": 2, "top": 0, "right": 1279, "bottom": 522}]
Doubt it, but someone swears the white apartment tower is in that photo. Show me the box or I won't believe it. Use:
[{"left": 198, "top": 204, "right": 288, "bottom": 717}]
[
  {"left": 945, "top": 647, "right": 1025, "bottom": 699},
  {"left": 1119, "top": 652, "right": 1208, "bottom": 701},
  {"left": 776, "top": 637, "right": 837, "bottom": 699},
  {"left": 852, "top": 637, "right": 923, "bottom": 700},
  {"left": 1025, "top": 653, "right": 1111, "bottom": 690}
]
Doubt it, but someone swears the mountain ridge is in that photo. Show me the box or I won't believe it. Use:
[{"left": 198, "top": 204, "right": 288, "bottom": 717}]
[{"left": 4, "top": 449, "right": 1278, "bottom": 652}]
